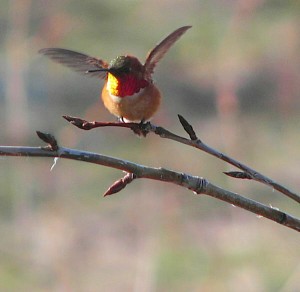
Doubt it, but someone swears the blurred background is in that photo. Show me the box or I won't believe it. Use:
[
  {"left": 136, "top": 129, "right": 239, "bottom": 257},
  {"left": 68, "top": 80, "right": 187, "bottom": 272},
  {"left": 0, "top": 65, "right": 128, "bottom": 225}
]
[{"left": 1, "top": 0, "right": 300, "bottom": 291}]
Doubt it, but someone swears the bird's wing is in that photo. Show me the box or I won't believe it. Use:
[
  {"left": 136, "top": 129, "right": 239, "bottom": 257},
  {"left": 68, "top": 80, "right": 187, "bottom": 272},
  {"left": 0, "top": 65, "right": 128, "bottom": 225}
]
[
  {"left": 143, "top": 26, "right": 191, "bottom": 80},
  {"left": 39, "top": 48, "right": 109, "bottom": 79}
]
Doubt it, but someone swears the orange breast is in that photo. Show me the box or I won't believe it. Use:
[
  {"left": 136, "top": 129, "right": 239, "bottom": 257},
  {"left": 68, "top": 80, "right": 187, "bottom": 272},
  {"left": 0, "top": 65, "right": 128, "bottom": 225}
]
[{"left": 101, "top": 82, "right": 161, "bottom": 121}]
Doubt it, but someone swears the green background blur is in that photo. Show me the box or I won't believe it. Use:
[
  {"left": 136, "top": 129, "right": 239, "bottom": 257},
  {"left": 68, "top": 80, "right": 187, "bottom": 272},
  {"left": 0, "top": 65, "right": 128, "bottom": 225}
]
[{"left": 1, "top": 0, "right": 300, "bottom": 291}]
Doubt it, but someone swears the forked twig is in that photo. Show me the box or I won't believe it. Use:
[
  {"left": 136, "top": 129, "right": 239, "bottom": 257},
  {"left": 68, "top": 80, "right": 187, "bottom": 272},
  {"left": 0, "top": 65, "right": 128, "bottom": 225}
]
[{"left": 62, "top": 115, "right": 300, "bottom": 204}]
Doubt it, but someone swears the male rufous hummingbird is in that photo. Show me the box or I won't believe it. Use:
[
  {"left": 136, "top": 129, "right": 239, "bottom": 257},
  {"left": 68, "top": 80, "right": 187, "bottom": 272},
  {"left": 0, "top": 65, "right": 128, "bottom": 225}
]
[{"left": 39, "top": 26, "right": 191, "bottom": 122}]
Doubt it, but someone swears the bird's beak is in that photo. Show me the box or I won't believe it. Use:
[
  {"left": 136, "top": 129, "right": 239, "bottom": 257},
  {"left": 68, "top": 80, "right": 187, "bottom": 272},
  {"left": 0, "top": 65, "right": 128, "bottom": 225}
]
[{"left": 85, "top": 68, "right": 110, "bottom": 74}]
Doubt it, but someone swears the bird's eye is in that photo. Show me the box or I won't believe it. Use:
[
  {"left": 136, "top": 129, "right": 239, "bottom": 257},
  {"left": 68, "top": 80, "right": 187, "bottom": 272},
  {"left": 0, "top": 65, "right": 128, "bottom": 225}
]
[{"left": 121, "top": 66, "right": 130, "bottom": 74}]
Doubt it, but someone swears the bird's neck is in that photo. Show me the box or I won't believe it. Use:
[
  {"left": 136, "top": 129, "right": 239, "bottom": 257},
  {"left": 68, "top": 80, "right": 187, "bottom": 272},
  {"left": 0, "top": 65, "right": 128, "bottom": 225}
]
[{"left": 106, "top": 73, "right": 149, "bottom": 97}]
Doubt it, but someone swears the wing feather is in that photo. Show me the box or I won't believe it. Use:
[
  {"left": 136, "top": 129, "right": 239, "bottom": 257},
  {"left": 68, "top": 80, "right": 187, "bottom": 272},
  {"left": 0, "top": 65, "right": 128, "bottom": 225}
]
[
  {"left": 39, "top": 48, "right": 109, "bottom": 79},
  {"left": 144, "top": 26, "right": 191, "bottom": 80}
]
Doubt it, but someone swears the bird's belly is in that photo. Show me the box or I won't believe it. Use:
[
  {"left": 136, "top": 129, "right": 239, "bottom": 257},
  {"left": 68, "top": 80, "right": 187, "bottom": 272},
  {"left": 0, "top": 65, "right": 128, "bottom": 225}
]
[{"left": 101, "top": 83, "right": 161, "bottom": 122}]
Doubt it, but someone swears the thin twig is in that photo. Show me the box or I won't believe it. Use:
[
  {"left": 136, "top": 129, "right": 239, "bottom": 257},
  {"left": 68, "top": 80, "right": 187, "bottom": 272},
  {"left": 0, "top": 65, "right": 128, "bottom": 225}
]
[
  {"left": 62, "top": 115, "right": 300, "bottom": 204},
  {"left": 0, "top": 133, "right": 299, "bottom": 232}
]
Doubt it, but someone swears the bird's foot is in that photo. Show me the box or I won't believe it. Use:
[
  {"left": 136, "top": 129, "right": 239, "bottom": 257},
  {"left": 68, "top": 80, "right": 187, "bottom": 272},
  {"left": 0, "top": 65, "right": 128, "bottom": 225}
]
[{"left": 131, "top": 120, "right": 151, "bottom": 137}]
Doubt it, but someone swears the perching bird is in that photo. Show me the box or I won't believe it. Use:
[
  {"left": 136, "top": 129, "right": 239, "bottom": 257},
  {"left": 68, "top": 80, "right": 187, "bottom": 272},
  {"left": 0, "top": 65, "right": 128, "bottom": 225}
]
[{"left": 39, "top": 26, "right": 191, "bottom": 122}]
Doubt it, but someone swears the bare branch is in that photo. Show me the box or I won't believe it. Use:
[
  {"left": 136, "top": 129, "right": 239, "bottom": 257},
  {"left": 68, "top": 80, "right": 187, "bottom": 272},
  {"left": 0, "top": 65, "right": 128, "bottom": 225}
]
[
  {"left": 62, "top": 116, "right": 149, "bottom": 136},
  {"left": 0, "top": 132, "right": 299, "bottom": 232},
  {"left": 63, "top": 115, "right": 300, "bottom": 204}
]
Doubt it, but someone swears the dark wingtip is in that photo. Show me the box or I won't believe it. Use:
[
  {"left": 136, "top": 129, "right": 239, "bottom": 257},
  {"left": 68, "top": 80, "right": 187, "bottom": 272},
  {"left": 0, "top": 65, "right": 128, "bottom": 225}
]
[
  {"left": 177, "top": 25, "right": 192, "bottom": 33},
  {"left": 38, "top": 48, "right": 55, "bottom": 55},
  {"left": 38, "top": 48, "right": 47, "bottom": 54},
  {"left": 38, "top": 48, "right": 70, "bottom": 55}
]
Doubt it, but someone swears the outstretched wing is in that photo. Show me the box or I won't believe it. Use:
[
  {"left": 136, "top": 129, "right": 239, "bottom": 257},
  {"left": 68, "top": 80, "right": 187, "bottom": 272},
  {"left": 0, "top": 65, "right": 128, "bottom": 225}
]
[
  {"left": 39, "top": 48, "right": 109, "bottom": 79},
  {"left": 143, "top": 26, "right": 191, "bottom": 80}
]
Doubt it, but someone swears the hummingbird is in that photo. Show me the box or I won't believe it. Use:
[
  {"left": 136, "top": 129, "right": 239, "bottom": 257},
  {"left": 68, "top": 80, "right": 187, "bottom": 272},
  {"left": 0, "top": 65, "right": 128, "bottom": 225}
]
[{"left": 39, "top": 26, "right": 191, "bottom": 122}]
